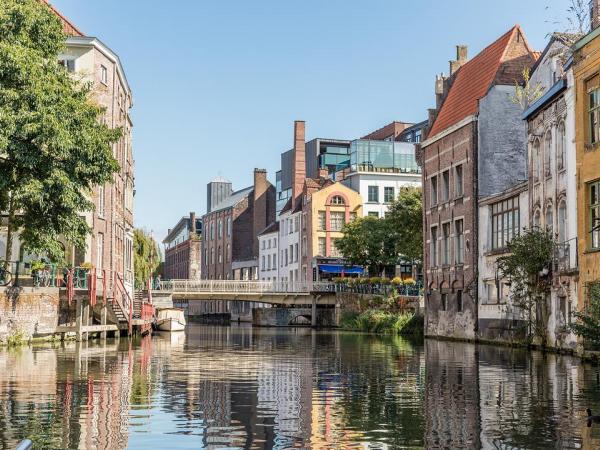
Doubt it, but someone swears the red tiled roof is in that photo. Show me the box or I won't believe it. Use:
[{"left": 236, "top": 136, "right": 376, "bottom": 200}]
[
  {"left": 428, "top": 25, "right": 536, "bottom": 138},
  {"left": 42, "top": 0, "right": 84, "bottom": 36}
]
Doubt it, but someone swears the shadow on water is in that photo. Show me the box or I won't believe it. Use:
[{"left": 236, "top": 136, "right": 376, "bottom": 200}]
[{"left": 1, "top": 326, "right": 600, "bottom": 448}]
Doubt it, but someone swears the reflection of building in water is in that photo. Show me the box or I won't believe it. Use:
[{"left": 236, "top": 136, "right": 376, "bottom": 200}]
[{"left": 424, "top": 340, "right": 481, "bottom": 449}]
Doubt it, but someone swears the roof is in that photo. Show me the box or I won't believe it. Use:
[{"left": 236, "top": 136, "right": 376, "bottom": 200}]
[
  {"left": 162, "top": 216, "right": 202, "bottom": 244},
  {"left": 428, "top": 25, "right": 537, "bottom": 138},
  {"left": 522, "top": 78, "right": 567, "bottom": 120},
  {"left": 530, "top": 32, "right": 580, "bottom": 75},
  {"left": 361, "top": 121, "right": 413, "bottom": 140},
  {"left": 258, "top": 221, "right": 279, "bottom": 236},
  {"left": 207, "top": 186, "right": 253, "bottom": 214},
  {"left": 279, "top": 196, "right": 302, "bottom": 215},
  {"left": 43, "top": 0, "right": 84, "bottom": 36}
]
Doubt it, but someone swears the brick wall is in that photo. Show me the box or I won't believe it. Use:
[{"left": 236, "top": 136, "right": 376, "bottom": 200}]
[{"left": 0, "top": 287, "right": 60, "bottom": 342}]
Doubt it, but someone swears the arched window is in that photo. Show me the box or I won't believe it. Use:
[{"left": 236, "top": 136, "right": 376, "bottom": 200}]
[
  {"left": 218, "top": 246, "right": 222, "bottom": 263},
  {"left": 545, "top": 204, "right": 553, "bottom": 234},
  {"left": 226, "top": 244, "right": 230, "bottom": 262},
  {"left": 558, "top": 200, "right": 567, "bottom": 243},
  {"left": 533, "top": 139, "right": 541, "bottom": 182},
  {"left": 557, "top": 122, "right": 565, "bottom": 171},
  {"left": 533, "top": 209, "right": 541, "bottom": 228},
  {"left": 544, "top": 131, "right": 552, "bottom": 178},
  {"left": 331, "top": 195, "right": 345, "bottom": 205}
]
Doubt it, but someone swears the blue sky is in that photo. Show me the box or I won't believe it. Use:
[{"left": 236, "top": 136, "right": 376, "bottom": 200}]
[{"left": 51, "top": 0, "right": 573, "bottom": 241}]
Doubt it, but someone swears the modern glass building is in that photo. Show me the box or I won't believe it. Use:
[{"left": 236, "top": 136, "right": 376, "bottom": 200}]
[{"left": 349, "top": 140, "right": 421, "bottom": 174}]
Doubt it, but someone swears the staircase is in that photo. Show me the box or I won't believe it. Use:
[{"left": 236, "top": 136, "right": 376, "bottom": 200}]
[{"left": 133, "top": 291, "right": 144, "bottom": 319}]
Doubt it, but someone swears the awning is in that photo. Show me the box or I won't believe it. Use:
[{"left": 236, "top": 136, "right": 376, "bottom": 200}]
[{"left": 318, "top": 264, "right": 364, "bottom": 274}]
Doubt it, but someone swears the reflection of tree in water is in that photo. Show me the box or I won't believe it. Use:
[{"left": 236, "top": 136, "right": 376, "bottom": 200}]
[{"left": 332, "top": 333, "right": 426, "bottom": 447}]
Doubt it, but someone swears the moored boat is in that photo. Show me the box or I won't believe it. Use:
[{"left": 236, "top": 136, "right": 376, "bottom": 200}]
[{"left": 156, "top": 308, "right": 186, "bottom": 332}]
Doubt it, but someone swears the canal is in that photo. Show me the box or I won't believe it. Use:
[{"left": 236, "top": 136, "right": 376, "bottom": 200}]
[{"left": 2, "top": 323, "right": 600, "bottom": 449}]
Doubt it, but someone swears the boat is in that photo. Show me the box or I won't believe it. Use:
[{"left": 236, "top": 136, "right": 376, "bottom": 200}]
[{"left": 156, "top": 308, "right": 186, "bottom": 332}]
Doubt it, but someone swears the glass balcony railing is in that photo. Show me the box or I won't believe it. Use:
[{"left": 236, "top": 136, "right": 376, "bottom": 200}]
[{"left": 349, "top": 140, "right": 421, "bottom": 174}]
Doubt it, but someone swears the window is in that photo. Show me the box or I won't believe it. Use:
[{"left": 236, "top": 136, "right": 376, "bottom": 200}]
[
  {"left": 533, "top": 139, "right": 541, "bottom": 182},
  {"left": 96, "top": 233, "right": 104, "bottom": 270},
  {"left": 318, "top": 211, "right": 326, "bottom": 230},
  {"left": 318, "top": 237, "right": 326, "bottom": 256},
  {"left": 441, "top": 223, "right": 450, "bottom": 265},
  {"left": 227, "top": 218, "right": 232, "bottom": 236},
  {"left": 544, "top": 131, "right": 552, "bottom": 177},
  {"left": 226, "top": 244, "right": 230, "bottom": 262},
  {"left": 368, "top": 211, "right": 379, "bottom": 218},
  {"left": 294, "top": 243, "right": 298, "bottom": 262},
  {"left": 441, "top": 293, "right": 448, "bottom": 311},
  {"left": 558, "top": 200, "right": 567, "bottom": 243},
  {"left": 302, "top": 236, "right": 307, "bottom": 257},
  {"left": 218, "top": 220, "right": 223, "bottom": 238},
  {"left": 331, "top": 195, "right": 345, "bottom": 205},
  {"left": 557, "top": 122, "right": 565, "bottom": 171},
  {"left": 261, "top": 256, "right": 265, "bottom": 270},
  {"left": 273, "top": 253, "right": 276, "bottom": 267},
  {"left": 218, "top": 246, "right": 222, "bottom": 263},
  {"left": 285, "top": 249, "right": 288, "bottom": 266},
  {"left": 455, "top": 165, "right": 463, "bottom": 197},
  {"left": 267, "top": 254, "right": 271, "bottom": 269},
  {"left": 210, "top": 248, "right": 214, "bottom": 264},
  {"left": 533, "top": 209, "right": 541, "bottom": 228},
  {"left": 430, "top": 226, "right": 438, "bottom": 267},
  {"left": 588, "top": 75, "right": 600, "bottom": 144},
  {"left": 330, "top": 211, "right": 345, "bottom": 231},
  {"left": 545, "top": 205, "right": 553, "bottom": 234},
  {"left": 98, "top": 184, "right": 105, "bottom": 217},
  {"left": 491, "top": 196, "right": 520, "bottom": 249},
  {"left": 100, "top": 65, "right": 108, "bottom": 84},
  {"left": 455, "top": 219, "right": 464, "bottom": 264},
  {"left": 295, "top": 215, "right": 300, "bottom": 232},
  {"left": 430, "top": 176, "right": 438, "bottom": 205},
  {"left": 442, "top": 171, "right": 450, "bottom": 202},
  {"left": 456, "top": 290, "right": 463, "bottom": 313},
  {"left": 289, "top": 245, "right": 293, "bottom": 263},
  {"left": 331, "top": 239, "right": 342, "bottom": 257},
  {"left": 590, "top": 180, "right": 600, "bottom": 249},
  {"left": 368, "top": 186, "right": 379, "bottom": 203},
  {"left": 210, "top": 222, "right": 214, "bottom": 240},
  {"left": 384, "top": 187, "right": 395, "bottom": 203}
]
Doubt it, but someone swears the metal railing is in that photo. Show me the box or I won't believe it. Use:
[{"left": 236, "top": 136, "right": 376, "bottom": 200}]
[
  {"left": 159, "top": 279, "right": 336, "bottom": 294},
  {"left": 554, "top": 237, "right": 578, "bottom": 273}
]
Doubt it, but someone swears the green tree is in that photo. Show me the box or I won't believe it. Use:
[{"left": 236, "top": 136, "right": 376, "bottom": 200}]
[
  {"left": 496, "top": 228, "right": 555, "bottom": 345},
  {"left": 386, "top": 186, "right": 423, "bottom": 266},
  {"left": 134, "top": 229, "right": 160, "bottom": 287},
  {"left": 571, "top": 281, "right": 600, "bottom": 347},
  {"left": 0, "top": 0, "right": 121, "bottom": 266},
  {"left": 336, "top": 216, "right": 397, "bottom": 276}
]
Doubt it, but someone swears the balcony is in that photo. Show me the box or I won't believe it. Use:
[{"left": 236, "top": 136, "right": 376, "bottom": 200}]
[{"left": 554, "top": 237, "right": 578, "bottom": 274}]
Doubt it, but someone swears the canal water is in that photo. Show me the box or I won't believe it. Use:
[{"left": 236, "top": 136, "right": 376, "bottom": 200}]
[{"left": 2, "top": 324, "right": 600, "bottom": 449}]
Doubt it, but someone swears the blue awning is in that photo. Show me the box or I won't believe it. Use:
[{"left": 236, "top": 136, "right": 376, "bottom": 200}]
[{"left": 318, "top": 264, "right": 364, "bottom": 274}]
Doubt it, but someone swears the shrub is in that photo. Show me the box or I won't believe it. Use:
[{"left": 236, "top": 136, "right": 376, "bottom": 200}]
[
  {"left": 391, "top": 277, "right": 403, "bottom": 286},
  {"left": 340, "top": 309, "right": 423, "bottom": 336},
  {"left": 403, "top": 278, "right": 416, "bottom": 285}
]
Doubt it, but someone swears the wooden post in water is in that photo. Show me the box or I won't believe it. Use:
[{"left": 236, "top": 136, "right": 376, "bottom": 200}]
[
  {"left": 75, "top": 294, "right": 83, "bottom": 341},
  {"left": 311, "top": 296, "right": 317, "bottom": 327},
  {"left": 100, "top": 305, "right": 107, "bottom": 340}
]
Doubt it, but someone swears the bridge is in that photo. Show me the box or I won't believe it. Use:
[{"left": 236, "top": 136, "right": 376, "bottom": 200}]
[{"left": 158, "top": 280, "right": 338, "bottom": 306}]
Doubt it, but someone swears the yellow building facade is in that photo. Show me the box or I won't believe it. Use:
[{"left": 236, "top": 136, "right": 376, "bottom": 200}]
[
  {"left": 302, "top": 181, "right": 362, "bottom": 281},
  {"left": 574, "top": 28, "right": 600, "bottom": 309}
]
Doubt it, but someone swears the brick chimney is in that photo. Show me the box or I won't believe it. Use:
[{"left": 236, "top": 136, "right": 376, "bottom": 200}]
[
  {"left": 449, "top": 45, "right": 468, "bottom": 76},
  {"left": 253, "top": 168, "right": 269, "bottom": 256},
  {"left": 292, "top": 121, "right": 306, "bottom": 203},
  {"left": 190, "top": 212, "right": 196, "bottom": 234},
  {"left": 592, "top": 0, "right": 600, "bottom": 31}
]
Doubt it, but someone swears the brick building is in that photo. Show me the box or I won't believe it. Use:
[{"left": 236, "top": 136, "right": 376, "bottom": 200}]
[
  {"left": 202, "top": 169, "right": 275, "bottom": 280},
  {"left": 0, "top": 2, "right": 135, "bottom": 294},
  {"left": 163, "top": 213, "right": 203, "bottom": 280},
  {"left": 420, "top": 26, "right": 537, "bottom": 339}
]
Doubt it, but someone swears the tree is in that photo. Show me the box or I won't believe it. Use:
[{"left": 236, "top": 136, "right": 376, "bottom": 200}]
[
  {"left": 571, "top": 281, "right": 600, "bottom": 347},
  {"left": 133, "top": 229, "right": 160, "bottom": 287},
  {"left": 386, "top": 186, "right": 423, "bottom": 266},
  {"left": 496, "top": 228, "right": 555, "bottom": 345},
  {"left": 509, "top": 67, "right": 544, "bottom": 111},
  {"left": 0, "top": 0, "right": 121, "bottom": 266},
  {"left": 336, "top": 216, "right": 397, "bottom": 276}
]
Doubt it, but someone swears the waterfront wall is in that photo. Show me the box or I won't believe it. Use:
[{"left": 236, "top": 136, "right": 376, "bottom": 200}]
[{"left": 0, "top": 287, "right": 60, "bottom": 343}]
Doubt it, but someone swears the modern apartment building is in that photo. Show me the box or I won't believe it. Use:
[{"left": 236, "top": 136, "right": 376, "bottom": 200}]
[
  {"left": 163, "top": 213, "right": 203, "bottom": 280},
  {"left": 202, "top": 169, "right": 275, "bottom": 280},
  {"left": 420, "top": 26, "right": 537, "bottom": 340}
]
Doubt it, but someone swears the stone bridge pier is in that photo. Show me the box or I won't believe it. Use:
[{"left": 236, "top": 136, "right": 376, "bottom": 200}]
[{"left": 252, "top": 305, "right": 339, "bottom": 327}]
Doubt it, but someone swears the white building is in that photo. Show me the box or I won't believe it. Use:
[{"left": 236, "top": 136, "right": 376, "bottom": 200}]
[
  {"left": 278, "top": 199, "right": 303, "bottom": 284},
  {"left": 523, "top": 33, "right": 579, "bottom": 349},
  {"left": 258, "top": 222, "right": 279, "bottom": 282},
  {"left": 339, "top": 140, "right": 421, "bottom": 217}
]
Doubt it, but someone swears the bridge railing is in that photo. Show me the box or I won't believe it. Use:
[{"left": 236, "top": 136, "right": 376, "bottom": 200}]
[{"left": 159, "top": 279, "right": 336, "bottom": 294}]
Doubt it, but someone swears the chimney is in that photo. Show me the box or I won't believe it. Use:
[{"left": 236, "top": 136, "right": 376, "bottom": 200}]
[
  {"left": 435, "top": 74, "right": 446, "bottom": 109},
  {"left": 292, "top": 120, "right": 306, "bottom": 203},
  {"left": 253, "top": 168, "right": 269, "bottom": 256},
  {"left": 428, "top": 108, "right": 437, "bottom": 129},
  {"left": 592, "top": 0, "right": 600, "bottom": 31},
  {"left": 449, "top": 45, "right": 468, "bottom": 76},
  {"left": 190, "top": 212, "right": 196, "bottom": 234}
]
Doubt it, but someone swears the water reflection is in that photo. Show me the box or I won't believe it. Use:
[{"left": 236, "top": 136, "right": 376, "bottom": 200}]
[{"left": 1, "top": 325, "right": 600, "bottom": 448}]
